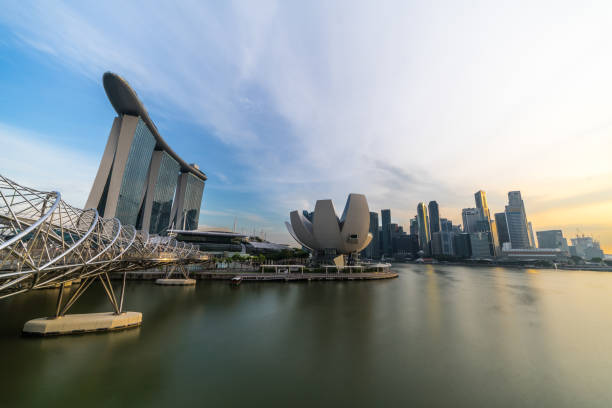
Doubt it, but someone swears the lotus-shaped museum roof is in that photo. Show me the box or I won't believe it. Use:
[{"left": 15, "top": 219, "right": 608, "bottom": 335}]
[{"left": 285, "top": 194, "right": 372, "bottom": 254}]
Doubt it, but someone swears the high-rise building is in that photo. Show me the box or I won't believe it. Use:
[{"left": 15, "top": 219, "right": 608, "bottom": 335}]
[
  {"left": 462, "top": 208, "right": 480, "bottom": 233},
  {"left": 453, "top": 233, "right": 471, "bottom": 258},
  {"left": 416, "top": 203, "right": 430, "bottom": 256},
  {"left": 381, "top": 209, "right": 391, "bottom": 228},
  {"left": 494, "top": 212, "right": 510, "bottom": 245},
  {"left": 395, "top": 234, "right": 420, "bottom": 257},
  {"left": 441, "top": 231, "right": 454, "bottom": 255},
  {"left": 409, "top": 217, "right": 419, "bottom": 236},
  {"left": 536, "top": 230, "right": 569, "bottom": 252},
  {"left": 504, "top": 191, "right": 531, "bottom": 249},
  {"left": 381, "top": 209, "right": 392, "bottom": 256},
  {"left": 389, "top": 223, "right": 399, "bottom": 253},
  {"left": 470, "top": 232, "right": 492, "bottom": 258},
  {"left": 473, "top": 189, "right": 498, "bottom": 256},
  {"left": 437, "top": 218, "right": 455, "bottom": 256},
  {"left": 440, "top": 218, "right": 453, "bottom": 232},
  {"left": 431, "top": 232, "right": 443, "bottom": 256},
  {"left": 474, "top": 190, "right": 491, "bottom": 221},
  {"left": 86, "top": 72, "right": 207, "bottom": 235},
  {"left": 528, "top": 222, "right": 536, "bottom": 248},
  {"left": 428, "top": 201, "right": 440, "bottom": 234},
  {"left": 489, "top": 218, "right": 500, "bottom": 256},
  {"left": 362, "top": 212, "right": 380, "bottom": 259}
]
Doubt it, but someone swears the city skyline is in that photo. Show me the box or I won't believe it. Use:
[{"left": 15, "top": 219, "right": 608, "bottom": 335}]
[
  {"left": 1, "top": 2, "right": 612, "bottom": 251},
  {"left": 361, "top": 189, "right": 605, "bottom": 262}
]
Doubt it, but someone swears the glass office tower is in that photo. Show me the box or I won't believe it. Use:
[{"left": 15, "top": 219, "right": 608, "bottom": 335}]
[
  {"left": 381, "top": 209, "right": 392, "bottom": 256},
  {"left": 417, "top": 202, "right": 430, "bottom": 256},
  {"left": 428, "top": 201, "right": 440, "bottom": 234},
  {"left": 361, "top": 211, "right": 380, "bottom": 259},
  {"left": 504, "top": 191, "right": 531, "bottom": 249}
]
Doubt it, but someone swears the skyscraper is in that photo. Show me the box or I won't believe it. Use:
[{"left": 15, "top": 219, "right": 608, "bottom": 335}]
[
  {"left": 389, "top": 223, "right": 400, "bottom": 254},
  {"left": 440, "top": 218, "right": 453, "bottom": 232},
  {"left": 462, "top": 208, "right": 480, "bottom": 233},
  {"left": 489, "top": 218, "right": 500, "bottom": 256},
  {"left": 409, "top": 217, "right": 419, "bottom": 236},
  {"left": 362, "top": 212, "right": 380, "bottom": 259},
  {"left": 86, "top": 72, "right": 206, "bottom": 234},
  {"left": 528, "top": 222, "right": 536, "bottom": 248},
  {"left": 453, "top": 233, "right": 472, "bottom": 258},
  {"left": 473, "top": 190, "right": 497, "bottom": 256},
  {"left": 470, "top": 232, "right": 491, "bottom": 258},
  {"left": 381, "top": 209, "right": 392, "bottom": 256},
  {"left": 474, "top": 190, "right": 491, "bottom": 221},
  {"left": 381, "top": 209, "right": 391, "bottom": 228},
  {"left": 438, "top": 218, "right": 455, "bottom": 256},
  {"left": 428, "top": 201, "right": 440, "bottom": 234},
  {"left": 505, "top": 191, "right": 531, "bottom": 249},
  {"left": 431, "top": 232, "right": 443, "bottom": 256},
  {"left": 416, "top": 202, "right": 430, "bottom": 256},
  {"left": 494, "top": 212, "right": 510, "bottom": 245}
]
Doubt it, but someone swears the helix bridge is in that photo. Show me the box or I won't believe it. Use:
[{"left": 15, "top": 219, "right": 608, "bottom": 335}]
[{"left": 0, "top": 174, "right": 204, "bottom": 319}]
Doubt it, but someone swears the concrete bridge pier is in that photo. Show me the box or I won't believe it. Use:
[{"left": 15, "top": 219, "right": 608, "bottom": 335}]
[
  {"left": 22, "top": 272, "right": 142, "bottom": 336},
  {"left": 155, "top": 262, "right": 195, "bottom": 286}
]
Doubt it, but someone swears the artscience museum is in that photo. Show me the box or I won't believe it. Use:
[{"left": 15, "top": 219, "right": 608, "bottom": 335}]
[{"left": 286, "top": 194, "right": 372, "bottom": 265}]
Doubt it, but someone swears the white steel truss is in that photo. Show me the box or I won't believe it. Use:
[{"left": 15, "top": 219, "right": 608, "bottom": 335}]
[{"left": 0, "top": 174, "right": 202, "bottom": 303}]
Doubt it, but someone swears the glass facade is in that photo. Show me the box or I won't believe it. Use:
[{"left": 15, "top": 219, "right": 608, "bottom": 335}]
[
  {"left": 381, "top": 209, "right": 391, "bottom": 256},
  {"left": 115, "top": 118, "right": 156, "bottom": 227},
  {"left": 180, "top": 173, "right": 205, "bottom": 230},
  {"left": 149, "top": 152, "right": 180, "bottom": 234},
  {"left": 417, "top": 203, "right": 430, "bottom": 255},
  {"left": 505, "top": 210, "right": 530, "bottom": 249},
  {"left": 428, "top": 201, "right": 440, "bottom": 234},
  {"left": 494, "top": 212, "right": 510, "bottom": 244}
]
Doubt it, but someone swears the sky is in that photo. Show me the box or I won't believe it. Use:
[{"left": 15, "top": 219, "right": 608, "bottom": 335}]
[{"left": 0, "top": 1, "right": 611, "bottom": 252}]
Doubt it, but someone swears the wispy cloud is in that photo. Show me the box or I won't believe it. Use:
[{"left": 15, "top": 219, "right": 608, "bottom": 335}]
[
  {"left": 0, "top": 123, "right": 98, "bottom": 207},
  {"left": 2, "top": 1, "right": 612, "bottom": 247}
]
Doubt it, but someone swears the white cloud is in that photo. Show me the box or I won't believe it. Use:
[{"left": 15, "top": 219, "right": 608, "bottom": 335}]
[
  {"left": 2, "top": 0, "right": 612, "bottom": 243},
  {"left": 0, "top": 123, "right": 98, "bottom": 207}
]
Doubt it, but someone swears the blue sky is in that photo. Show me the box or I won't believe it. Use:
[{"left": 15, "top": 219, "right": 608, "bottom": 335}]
[{"left": 1, "top": 1, "right": 612, "bottom": 249}]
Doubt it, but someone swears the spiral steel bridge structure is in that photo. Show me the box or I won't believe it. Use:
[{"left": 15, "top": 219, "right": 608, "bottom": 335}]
[{"left": 0, "top": 174, "right": 203, "bottom": 317}]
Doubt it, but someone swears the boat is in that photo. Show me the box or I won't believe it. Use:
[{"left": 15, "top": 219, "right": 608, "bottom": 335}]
[{"left": 231, "top": 276, "right": 242, "bottom": 286}]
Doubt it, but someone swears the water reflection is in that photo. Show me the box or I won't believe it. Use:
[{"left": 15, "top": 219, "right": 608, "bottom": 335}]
[
  {"left": 2, "top": 266, "right": 612, "bottom": 407},
  {"left": 426, "top": 265, "right": 441, "bottom": 337}
]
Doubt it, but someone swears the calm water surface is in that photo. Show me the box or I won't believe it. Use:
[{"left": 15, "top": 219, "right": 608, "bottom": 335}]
[{"left": 2, "top": 264, "right": 612, "bottom": 407}]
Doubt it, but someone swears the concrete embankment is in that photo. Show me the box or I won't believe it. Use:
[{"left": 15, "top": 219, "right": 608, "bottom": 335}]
[{"left": 112, "top": 269, "right": 398, "bottom": 281}]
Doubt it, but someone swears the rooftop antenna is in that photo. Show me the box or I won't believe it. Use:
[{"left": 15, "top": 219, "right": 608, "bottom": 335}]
[{"left": 233, "top": 217, "right": 237, "bottom": 233}]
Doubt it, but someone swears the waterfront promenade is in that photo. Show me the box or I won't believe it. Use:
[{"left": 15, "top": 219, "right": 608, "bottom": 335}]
[{"left": 112, "top": 267, "right": 398, "bottom": 282}]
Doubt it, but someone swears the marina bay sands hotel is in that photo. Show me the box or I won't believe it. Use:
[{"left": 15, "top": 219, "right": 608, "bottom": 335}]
[{"left": 86, "top": 72, "right": 207, "bottom": 235}]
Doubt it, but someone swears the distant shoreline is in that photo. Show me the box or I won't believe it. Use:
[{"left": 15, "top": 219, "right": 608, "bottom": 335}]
[{"left": 397, "top": 260, "right": 612, "bottom": 272}]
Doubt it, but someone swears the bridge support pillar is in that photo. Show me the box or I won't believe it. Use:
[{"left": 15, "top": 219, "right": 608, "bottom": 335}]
[
  {"left": 23, "top": 312, "right": 142, "bottom": 336},
  {"left": 22, "top": 272, "right": 142, "bottom": 336},
  {"left": 155, "top": 263, "right": 195, "bottom": 286}
]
